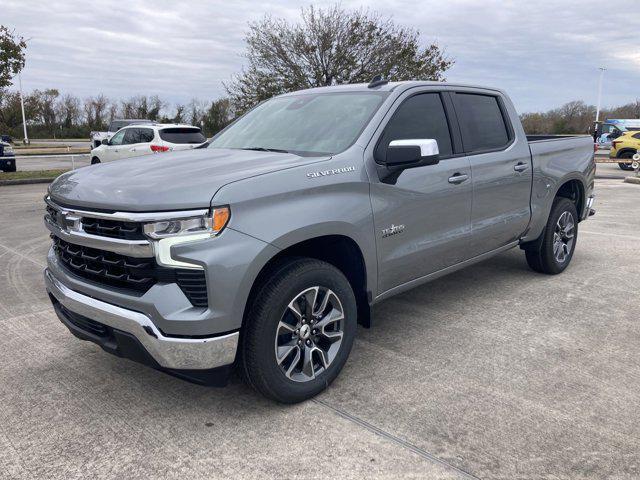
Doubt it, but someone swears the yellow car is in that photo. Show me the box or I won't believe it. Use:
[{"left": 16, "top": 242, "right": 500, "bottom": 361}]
[{"left": 610, "top": 130, "right": 640, "bottom": 171}]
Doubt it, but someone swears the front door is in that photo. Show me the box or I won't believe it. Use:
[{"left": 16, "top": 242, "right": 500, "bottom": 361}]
[
  {"left": 102, "top": 129, "right": 126, "bottom": 162},
  {"left": 368, "top": 91, "right": 473, "bottom": 294}
]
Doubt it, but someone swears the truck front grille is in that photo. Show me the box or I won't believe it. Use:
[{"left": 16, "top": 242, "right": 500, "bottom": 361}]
[
  {"left": 81, "top": 217, "right": 145, "bottom": 240},
  {"left": 52, "top": 236, "right": 208, "bottom": 307}
]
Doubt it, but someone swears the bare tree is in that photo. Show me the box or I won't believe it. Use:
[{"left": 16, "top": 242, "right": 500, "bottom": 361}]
[
  {"left": 108, "top": 103, "right": 118, "bottom": 123},
  {"left": 226, "top": 5, "right": 453, "bottom": 113},
  {"left": 187, "top": 98, "right": 207, "bottom": 127},
  {"left": 83, "top": 94, "right": 109, "bottom": 129},
  {"left": 173, "top": 104, "right": 185, "bottom": 124},
  {"left": 56, "top": 93, "right": 81, "bottom": 128},
  {"left": 147, "top": 95, "right": 164, "bottom": 120},
  {"left": 30, "top": 88, "right": 60, "bottom": 128}
]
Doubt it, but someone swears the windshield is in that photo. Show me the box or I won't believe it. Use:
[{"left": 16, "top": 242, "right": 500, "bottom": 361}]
[{"left": 209, "top": 92, "right": 388, "bottom": 156}]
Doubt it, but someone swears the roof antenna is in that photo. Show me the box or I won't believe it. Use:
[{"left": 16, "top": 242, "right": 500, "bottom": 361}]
[{"left": 368, "top": 74, "right": 388, "bottom": 88}]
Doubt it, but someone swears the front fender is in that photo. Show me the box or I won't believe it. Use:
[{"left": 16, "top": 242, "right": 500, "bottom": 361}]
[{"left": 212, "top": 154, "right": 378, "bottom": 298}]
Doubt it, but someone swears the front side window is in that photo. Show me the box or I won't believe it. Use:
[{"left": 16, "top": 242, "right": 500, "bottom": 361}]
[
  {"left": 455, "top": 93, "right": 511, "bottom": 152},
  {"left": 633, "top": 132, "right": 640, "bottom": 140},
  {"left": 109, "top": 130, "right": 126, "bottom": 145},
  {"left": 375, "top": 93, "right": 453, "bottom": 162},
  {"left": 209, "top": 92, "right": 388, "bottom": 156}
]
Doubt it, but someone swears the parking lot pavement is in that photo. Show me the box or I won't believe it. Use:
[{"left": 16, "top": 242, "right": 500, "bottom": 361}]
[
  {"left": 1, "top": 179, "right": 638, "bottom": 479},
  {"left": 15, "top": 154, "right": 91, "bottom": 171},
  {"left": 596, "top": 161, "right": 633, "bottom": 179}
]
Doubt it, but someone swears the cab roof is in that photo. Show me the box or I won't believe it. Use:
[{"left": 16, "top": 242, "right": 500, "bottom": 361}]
[{"left": 280, "top": 80, "right": 504, "bottom": 96}]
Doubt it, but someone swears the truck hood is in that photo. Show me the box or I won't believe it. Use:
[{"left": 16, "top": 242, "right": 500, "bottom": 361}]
[{"left": 49, "top": 148, "right": 328, "bottom": 211}]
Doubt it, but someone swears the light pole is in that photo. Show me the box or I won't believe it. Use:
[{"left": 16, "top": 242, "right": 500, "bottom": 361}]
[
  {"left": 18, "top": 36, "right": 32, "bottom": 145},
  {"left": 18, "top": 73, "right": 29, "bottom": 145},
  {"left": 595, "top": 66, "right": 606, "bottom": 123}
]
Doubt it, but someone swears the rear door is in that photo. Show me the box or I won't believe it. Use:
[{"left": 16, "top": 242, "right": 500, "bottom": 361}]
[
  {"left": 159, "top": 127, "right": 207, "bottom": 151},
  {"left": 368, "top": 89, "right": 473, "bottom": 294},
  {"left": 123, "top": 127, "right": 155, "bottom": 159},
  {"left": 451, "top": 90, "right": 532, "bottom": 256}
]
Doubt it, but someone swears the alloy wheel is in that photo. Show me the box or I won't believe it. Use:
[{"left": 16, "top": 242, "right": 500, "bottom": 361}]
[
  {"left": 553, "top": 211, "right": 575, "bottom": 263},
  {"left": 274, "top": 286, "right": 344, "bottom": 382}
]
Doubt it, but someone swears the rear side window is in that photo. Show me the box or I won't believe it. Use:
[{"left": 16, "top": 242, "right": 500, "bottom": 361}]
[
  {"left": 375, "top": 93, "right": 453, "bottom": 162},
  {"left": 160, "top": 128, "right": 206, "bottom": 144},
  {"left": 124, "top": 128, "right": 154, "bottom": 144},
  {"left": 633, "top": 132, "right": 640, "bottom": 140},
  {"left": 454, "top": 93, "right": 511, "bottom": 152}
]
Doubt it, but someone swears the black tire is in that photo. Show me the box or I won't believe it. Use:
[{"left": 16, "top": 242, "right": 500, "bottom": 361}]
[
  {"left": 91, "top": 157, "right": 101, "bottom": 165},
  {"left": 4, "top": 162, "right": 16, "bottom": 172},
  {"left": 618, "top": 152, "right": 635, "bottom": 171},
  {"left": 240, "top": 258, "right": 357, "bottom": 403},
  {"left": 525, "top": 197, "right": 578, "bottom": 275}
]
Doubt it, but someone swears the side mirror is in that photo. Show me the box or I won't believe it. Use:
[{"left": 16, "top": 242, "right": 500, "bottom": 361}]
[
  {"left": 385, "top": 139, "right": 440, "bottom": 167},
  {"left": 377, "top": 139, "right": 440, "bottom": 184},
  {"left": 101, "top": 138, "right": 109, "bottom": 146}
]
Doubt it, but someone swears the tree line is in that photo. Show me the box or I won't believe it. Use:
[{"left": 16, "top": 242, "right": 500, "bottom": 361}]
[
  {"left": 521, "top": 99, "right": 640, "bottom": 135},
  {"left": 0, "top": 5, "right": 453, "bottom": 141},
  {"left": 0, "top": 88, "right": 233, "bottom": 139},
  {"left": 4, "top": 5, "right": 638, "bottom": 141}
]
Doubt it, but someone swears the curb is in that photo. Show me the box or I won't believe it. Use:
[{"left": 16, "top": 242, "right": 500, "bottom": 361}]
[
  {"left": 595, "top": 175, "right": 626, "bottom": 180},
  {"left": 0, "top": 177, "right": 55, "bottom": 186},
  {"left": 623, "top": 176, "right": 640, "bottom": 185}
]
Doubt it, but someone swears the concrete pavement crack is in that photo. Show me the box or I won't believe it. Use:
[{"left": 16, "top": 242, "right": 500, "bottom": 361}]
[{"left": 312, "top": 398, "right": 480, "bottom": 480}]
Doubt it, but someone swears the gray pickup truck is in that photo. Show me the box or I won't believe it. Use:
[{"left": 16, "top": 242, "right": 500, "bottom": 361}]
[{"left": 44, "top": 80, "right": 595, "bottom": 403}]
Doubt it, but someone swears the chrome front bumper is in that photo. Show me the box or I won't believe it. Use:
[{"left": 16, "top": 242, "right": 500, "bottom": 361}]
[{"left": 45, "top": 269, "right": 238, "bottom": 370}]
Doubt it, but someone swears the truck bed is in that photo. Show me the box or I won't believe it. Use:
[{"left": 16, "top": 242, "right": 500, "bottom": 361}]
[{"left": 527, "top": 134, "right": 592, "bottom": 142}]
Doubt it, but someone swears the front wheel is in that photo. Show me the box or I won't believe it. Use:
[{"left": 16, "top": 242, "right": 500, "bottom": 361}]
[
  {"left": 91, "top": 157, "right": 101, "bottom": 165},
  {"left": 525, "top": 197, "right": 578, "bottom": 274},
  {"left": 240, "top": 258, "right": 357, "bottom": 403}
]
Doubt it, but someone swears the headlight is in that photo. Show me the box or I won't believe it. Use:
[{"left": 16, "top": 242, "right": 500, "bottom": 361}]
[{"left": 143, "top": 206, "right": 230, "bottom": 239}]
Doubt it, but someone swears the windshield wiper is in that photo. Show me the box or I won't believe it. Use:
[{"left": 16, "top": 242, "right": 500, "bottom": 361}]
[{"left": 240, "top": 147, "right": 290, "bottom": 154}]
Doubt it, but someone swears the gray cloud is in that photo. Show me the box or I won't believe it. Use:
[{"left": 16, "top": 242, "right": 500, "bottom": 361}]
[{"left": 3, "top": 0, "right": 639, "bottom": 113}]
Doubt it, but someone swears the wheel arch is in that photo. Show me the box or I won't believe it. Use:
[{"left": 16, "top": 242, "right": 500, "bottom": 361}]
[
  {"left": 242, "top": 234, "right": 372, "bottom": 330},
  {"left": 617, "top": 148, "right": 637, "bottom": 158},
  {"left": 554, "top": 178, "right": 585, "bottom": 221}
]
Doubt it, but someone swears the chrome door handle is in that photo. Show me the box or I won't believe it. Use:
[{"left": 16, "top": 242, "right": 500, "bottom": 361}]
[
  {"left": 514, "top": 162, "right": 529, "bottom": 172},
  {"left": 448, "top": 173, "right": 469, "bottom": 184}
]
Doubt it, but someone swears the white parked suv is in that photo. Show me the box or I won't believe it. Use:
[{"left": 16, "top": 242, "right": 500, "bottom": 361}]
[{"left": 90, "top": 124, "right": 207, "bottom": 164}]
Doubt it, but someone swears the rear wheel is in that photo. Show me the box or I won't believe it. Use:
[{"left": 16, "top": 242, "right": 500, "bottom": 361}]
[
  {"left": 525, "top": 197, "right": 578, "bottom": 274},
  {"left": 4, "top": 162, "right": 16, "bottom": 172},
  {"left": 240, "top": 258, "right": 357, "bottom": 403}
]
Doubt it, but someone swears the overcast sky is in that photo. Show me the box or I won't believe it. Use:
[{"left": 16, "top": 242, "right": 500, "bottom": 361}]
[{"left": 3, "top": 0, "right": 639, "bottom": 114}]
